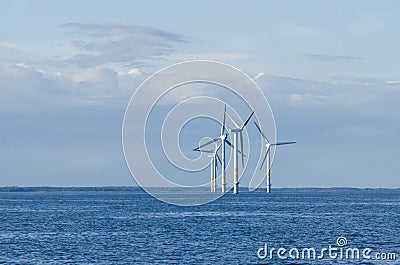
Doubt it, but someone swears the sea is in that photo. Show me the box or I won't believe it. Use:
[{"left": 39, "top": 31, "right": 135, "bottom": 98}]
[{"left": 0, "top": 187, "right": 399, "bottom": 264}]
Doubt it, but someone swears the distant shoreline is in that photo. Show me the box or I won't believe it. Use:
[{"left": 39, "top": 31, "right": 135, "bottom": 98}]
[
  {"left": 0, "top": 186, "right": 137, "bottom": 192},
  {"left": 0, "top": 186, "right": 398, "bottom": 192}
]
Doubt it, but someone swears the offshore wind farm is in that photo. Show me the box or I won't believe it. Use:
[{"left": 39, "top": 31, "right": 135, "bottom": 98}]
[{"left": 193, "top": 104, "right": 295, "bottom": 194}]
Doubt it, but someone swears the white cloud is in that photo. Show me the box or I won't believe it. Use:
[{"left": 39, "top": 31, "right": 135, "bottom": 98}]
[
  {"left": 386, "top": 80, "right": 400, "bottom": 84},
  {"left": 0, "top": 62, "right": 145, "bottom": 110},
  {"left": 127, "top": 68, "right": 142, "bottom": 76},
  {"left": 254, "top": 72, "right": 264, "bottom": 80},
  {"left": 15, "top": 62, "right": 29, "bottom": 68},
  {"left": 70, "top": 66, "right": 116, "bottom": 84},
  {"left": 287, "top": 93, "right": 329, "bottom": 106}
]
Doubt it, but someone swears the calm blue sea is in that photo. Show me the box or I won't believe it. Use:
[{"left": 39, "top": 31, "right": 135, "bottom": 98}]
[{"left": 0, "top": 188, "right": 399, "bottom": 264}]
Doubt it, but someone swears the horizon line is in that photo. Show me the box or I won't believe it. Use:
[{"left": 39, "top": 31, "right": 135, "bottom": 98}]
[{"left": 0, "top": 186, "right": 399, "bottom": 190}]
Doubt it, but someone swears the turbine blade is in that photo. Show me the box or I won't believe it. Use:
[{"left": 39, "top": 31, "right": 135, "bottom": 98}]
[
  {"left": 225, "top": 139, "right": 233, "bottom": 148},
  {"left": 215, "top": 143, "right": 222, "bottom": 152},
  {"left": 225, "top": 111, "right": 240, "bottom": 128},
  {"left": 240, "top": 131, "right": 244, "bottom": 167},
  {"left": 197, "top": 138, "right": 220, "bottom": 149},
  {"left": 260, "top": 148, "right": 269, "bottom": 170},
  {"left": 195, "top": 149, "right": 213, "bottom": 153},
  {"left": 272, "top": 141, "right": 296, "bottom": 146},
  {"left": 237, "top": 148, "right": 246, "bottom": 157},
  {"left": 216, "top": 153, "right": 222, "bottom": 165},
  {"left": 241, "top": 111, "right": 254, "bottom": 129},
  {"left": 254, "top": 122, "right": 270, "bottom": 143},
  {"left": 221, "top": 104, "right": 227, "bottom": 135}
]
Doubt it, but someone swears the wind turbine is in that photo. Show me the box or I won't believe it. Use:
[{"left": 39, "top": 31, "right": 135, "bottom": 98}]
[
  {"left": 193, "top": 105, "right": 232, "bottom": 193},
  {"left": 254, "top": 122, "right": 296, "bottom": 193},
  {"left": 226, "top": 110, "right": 254, "bottom": 194},
  {"left": 193, "top": 144, "right": 222, "bottom": 192}
]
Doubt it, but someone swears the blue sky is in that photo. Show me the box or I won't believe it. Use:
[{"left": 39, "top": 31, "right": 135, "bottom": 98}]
[{"left": 0, "top": 1, "right": 399, "bottom": 187}]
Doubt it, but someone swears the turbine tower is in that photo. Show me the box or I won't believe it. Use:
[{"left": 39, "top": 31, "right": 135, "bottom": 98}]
[
  {"left": 254, "top": 122, "right": 296, "bottom": 193},
  {"left": 227, "top": 111, "right": 254, "bottom": 194},
  {"left": 193, "top": 105, "right": 232, "bottom": 193},
  {"left": 193, "top": 144, "right": 221, "bottom": 192}
]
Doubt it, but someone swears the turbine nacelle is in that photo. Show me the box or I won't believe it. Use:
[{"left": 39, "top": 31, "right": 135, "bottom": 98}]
[{"left": 229, "top": 128, "right": 242, "bottom": 133}]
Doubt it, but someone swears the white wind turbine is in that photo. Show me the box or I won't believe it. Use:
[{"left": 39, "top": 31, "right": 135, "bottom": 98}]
[
  {"left": 193, "top": 105, "right": 233, "bottom": 193},
  {"left": 226, "top": 110, "right": 254, "bottom": 194},
  {"left": 193, "top": 144, "right": 222, "bottom": 192},
  {"left": 254, "top": 122, "right": 296, "bottom": 193}
]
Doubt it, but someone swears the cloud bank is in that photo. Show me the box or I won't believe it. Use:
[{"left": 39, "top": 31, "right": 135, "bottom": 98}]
[{"left": 61, "top": 23, "right": 185, "bottom": 67}]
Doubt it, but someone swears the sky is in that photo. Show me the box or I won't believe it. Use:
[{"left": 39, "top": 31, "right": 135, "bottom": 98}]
[{"left": 0, "top": 1, "right": 399, "bottom": 188}]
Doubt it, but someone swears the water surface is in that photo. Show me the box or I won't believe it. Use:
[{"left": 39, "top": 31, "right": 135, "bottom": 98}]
[{"left": 0, "top": 188, "right": 399, "bottom": 264}]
